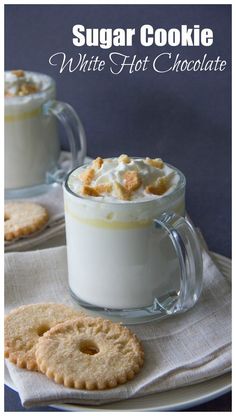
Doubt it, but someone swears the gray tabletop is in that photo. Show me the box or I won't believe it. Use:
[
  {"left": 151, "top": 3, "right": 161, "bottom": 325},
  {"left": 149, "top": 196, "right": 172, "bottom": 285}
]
[{"left": 5, "top": 4, "right": 231, "bottom": 411}]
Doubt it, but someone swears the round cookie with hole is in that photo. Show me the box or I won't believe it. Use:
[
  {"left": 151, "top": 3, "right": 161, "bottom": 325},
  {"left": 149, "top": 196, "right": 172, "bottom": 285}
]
[
  {"left": 35, "top": 316, "right": 144, "bottom": 390},
  {"left": 4, "top": 303, "right": 84, "bottom": 370}
]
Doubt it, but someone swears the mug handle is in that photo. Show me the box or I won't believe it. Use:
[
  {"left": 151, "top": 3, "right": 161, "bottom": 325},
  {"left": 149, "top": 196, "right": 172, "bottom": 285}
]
[
  {"left": 43, "top": 100, "right": 87, "bottom": 183},
  {"left": 154, "top": 212, "right": 203, "bottom": 314}
]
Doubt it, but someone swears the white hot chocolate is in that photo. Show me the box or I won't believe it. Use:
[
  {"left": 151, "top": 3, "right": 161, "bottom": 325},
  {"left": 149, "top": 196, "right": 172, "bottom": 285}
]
[
  {"left": 5, "top": 70, "right": 60, "bottom": 189},
  {"left": 64, "top": 156, "right": 185, "bottom": 310}
]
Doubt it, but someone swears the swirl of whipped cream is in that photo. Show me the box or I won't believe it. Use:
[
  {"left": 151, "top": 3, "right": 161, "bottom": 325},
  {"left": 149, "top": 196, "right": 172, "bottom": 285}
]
[{"left": 68, "top": 155, "right": 180, "bottom": 202}]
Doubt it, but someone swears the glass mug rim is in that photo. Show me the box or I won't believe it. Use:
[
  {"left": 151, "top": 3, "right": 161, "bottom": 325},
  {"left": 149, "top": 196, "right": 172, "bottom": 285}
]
[
  {"left": 4, "top": 70, "right": 55, "bottom": 101},
  {"left": 64, "top": 158, "right": 186, "bottom": 207}
]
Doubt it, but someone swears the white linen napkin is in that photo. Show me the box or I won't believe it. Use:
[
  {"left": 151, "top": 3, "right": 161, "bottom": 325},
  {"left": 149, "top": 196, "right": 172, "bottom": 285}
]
[{"left": 5, "top": 243, "right": 231, "bottom": 408}]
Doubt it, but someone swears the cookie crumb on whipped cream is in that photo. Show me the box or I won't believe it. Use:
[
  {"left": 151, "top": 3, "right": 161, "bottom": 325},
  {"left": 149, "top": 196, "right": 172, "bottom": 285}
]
[
  {"left": 68, "top": 155, "right": 180, "bottom": 202},
  {"left": 5, "top": 70, "right": 41, "bottom": 97}
]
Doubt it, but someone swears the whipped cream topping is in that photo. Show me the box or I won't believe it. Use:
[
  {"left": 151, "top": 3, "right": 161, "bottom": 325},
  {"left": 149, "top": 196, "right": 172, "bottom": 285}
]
[
  {"left": 5, "top": 70, "right": 47, "bottom": 97},
  {"left": 68, "top": 155, "right": 180, "bottom": 202}
]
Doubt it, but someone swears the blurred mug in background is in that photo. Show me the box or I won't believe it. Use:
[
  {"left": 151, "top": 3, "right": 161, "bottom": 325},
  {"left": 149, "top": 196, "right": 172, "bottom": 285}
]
[{"left": 4, "top": 70, "right": 86, "bottom": 198}]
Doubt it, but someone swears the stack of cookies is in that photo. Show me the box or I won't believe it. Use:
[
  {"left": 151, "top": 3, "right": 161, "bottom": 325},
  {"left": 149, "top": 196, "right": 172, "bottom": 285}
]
[{"left": 5, "top": 303, "right": 144, "bottom": 390}]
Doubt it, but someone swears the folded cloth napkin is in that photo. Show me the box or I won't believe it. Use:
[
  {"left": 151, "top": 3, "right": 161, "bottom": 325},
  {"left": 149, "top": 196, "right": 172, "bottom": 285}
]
[
  {"left": 4, "top": 154, "right": 92, "bottom": 252},
  {"left": 5, "top": 242, "right": 231, "bottom": 408}
]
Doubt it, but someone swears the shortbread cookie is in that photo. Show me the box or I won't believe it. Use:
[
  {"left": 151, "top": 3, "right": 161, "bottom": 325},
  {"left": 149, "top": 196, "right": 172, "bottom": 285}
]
[
  {"left": 79, "top": 167, "right": 95, "bottom": 185},
  {"left": 92, "top": 157, "right": 103, "bottom": 170},
  {"left": 118, "top": 154, "right": 130, "bottom": 164},
  {"left": 95, "top": 183, "right": 112, "bottom": 194},
  {"left": 113, "top": 181, "right": 130, "bottom": 200},
  {"left": 146, "top": 172, "right": 174, "bottom": 196},
  {"left": 4, "top": 202, "right": 49, "bottom": 241},
  {"left": 4, "top": 303, "right": 83, "bottom": 371},
  {"left": 81, "top": 185, "right": 100, "bottom": 197},
  {"left": 123, "top": 170, "right": 142, "bottom": 192},
  {"left": 35, "top": 316, "right": 144, "bottom": 390},
  {"left": 11, "top": 69, "right": 25, "bottom": 78},
  {"left": 145, "top": 157, "right": 164, "bottom": 169}
]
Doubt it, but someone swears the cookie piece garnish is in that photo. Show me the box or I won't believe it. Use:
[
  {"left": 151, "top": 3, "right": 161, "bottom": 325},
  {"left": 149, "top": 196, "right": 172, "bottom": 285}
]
[
  {"left": 118, "top": 154, "right": 130, "bottom": 164},
  {"left": 94, "top": 183, "right": 112, "bottom": 194},
  {"left": 123, "top": 170, "right": 141, "bottom": 192},
  {"left": 79, "top": 167, "right": 95, "bottom": 185},
  {"left": 19, "top": 83, "right": 39, "bottom": 96},
  {"left": 11, "top": 69, "right": 25, "bottom": 78},
  {"left": 4, "top": 303, "right": 83, "bottom": 371},
  {"left": 145, "top": 173, "right": 173, "bottom": 196},
  {"left": 81, "top": 185, "right": 100, "bottom": 197},
  {"left": 92, "top": 157, "right": 103, "bottom": 170},
  {"left": 145, "top": 157, "right": 164, "bottom": 169},
  {"left": 35, "top": 316, "right": 144, "bottom": 390},
  {"left": 4, "top": 202, "right": 49, "bottom": 241},
  {"left": 113, "top": 182, "right": 130, "bottom": 200}
]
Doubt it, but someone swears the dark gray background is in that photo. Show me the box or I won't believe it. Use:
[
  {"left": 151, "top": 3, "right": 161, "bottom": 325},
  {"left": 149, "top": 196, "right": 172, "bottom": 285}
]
[
  {"left": 5, "top": 4, "right": 231, "bottom": 258},
  {"left": 4, "top": 5, "right": 231, "bottom": 411}
]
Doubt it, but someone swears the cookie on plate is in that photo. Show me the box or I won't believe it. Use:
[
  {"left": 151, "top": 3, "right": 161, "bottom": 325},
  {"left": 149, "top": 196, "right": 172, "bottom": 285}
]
[
  {"left": 4, "top": 202, "right": 49, "bottom": 241},
  {"left": 4, "top": 303, "right": 84, "bottom": 370},
  {"left": 35, "top": 316, "right": 144, "bottom": 390}
]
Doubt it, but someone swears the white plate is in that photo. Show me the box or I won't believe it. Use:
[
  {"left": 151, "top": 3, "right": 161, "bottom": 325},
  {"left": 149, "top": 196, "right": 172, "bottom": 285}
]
[
  {"left": 5, "top": 368, "right": 231, "bottom": 411},
  {"left": 50, "top": 373, "right": 232, "bottom": 411},
  {"left": 5, "top": 252, "right": 231, "bottom": 411}
]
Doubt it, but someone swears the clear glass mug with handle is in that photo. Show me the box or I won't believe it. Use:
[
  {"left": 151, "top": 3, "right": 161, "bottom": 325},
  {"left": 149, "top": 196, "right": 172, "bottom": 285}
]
[
  {"left": 63, "top": 161, "right": 203, "bottom": 323},
  {"left": 5, "top": 71, "right": 86, "bottom": 198}
]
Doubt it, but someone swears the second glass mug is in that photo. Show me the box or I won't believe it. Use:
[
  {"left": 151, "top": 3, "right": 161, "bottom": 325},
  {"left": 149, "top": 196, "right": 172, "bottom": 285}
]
[
  {"left": 63, "top": 163, "right": 203, "bottom": 323},
  {"left": 5, "top": 71, "right": 86, "bottom": 197}
]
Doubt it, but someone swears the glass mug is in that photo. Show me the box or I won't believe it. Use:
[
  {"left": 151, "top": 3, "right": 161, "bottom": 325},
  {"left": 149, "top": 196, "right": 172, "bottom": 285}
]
[
  {"left": 5, "top": 71, "right": 86, "bottom": 198},
  {"left": 63, "top": 162, "right": 203, "bottom": 323}
]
